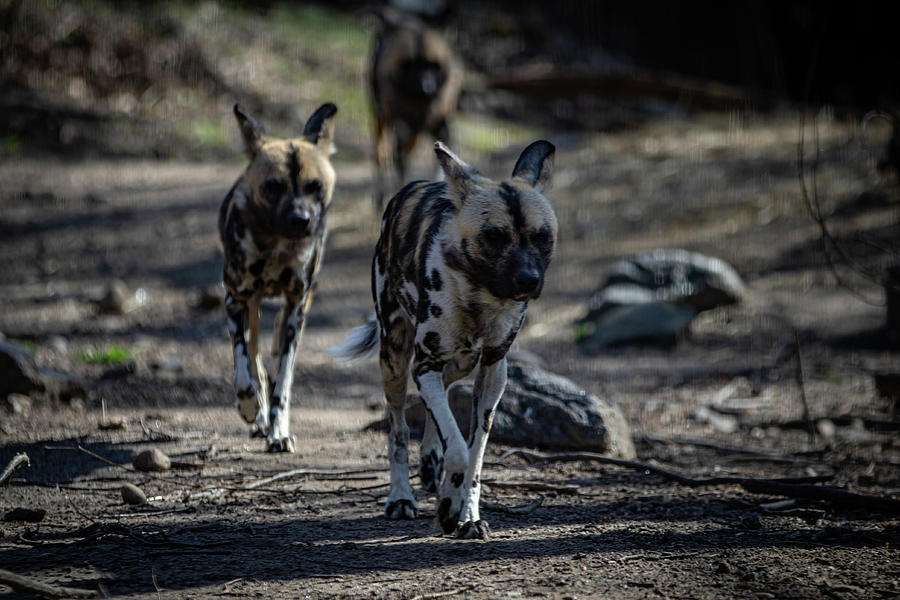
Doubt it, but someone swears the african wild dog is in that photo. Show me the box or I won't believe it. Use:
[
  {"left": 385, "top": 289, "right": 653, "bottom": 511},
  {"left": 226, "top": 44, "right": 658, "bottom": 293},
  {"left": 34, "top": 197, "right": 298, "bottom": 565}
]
[
  {"left": 219, "top": 102, "right": 337, "bottom": 452},
  {"left": 332, "top": 140, "right": 556, "bottom": 538},
  {"left": 370, "top": 7, "right": 463, "bottom": 208}
]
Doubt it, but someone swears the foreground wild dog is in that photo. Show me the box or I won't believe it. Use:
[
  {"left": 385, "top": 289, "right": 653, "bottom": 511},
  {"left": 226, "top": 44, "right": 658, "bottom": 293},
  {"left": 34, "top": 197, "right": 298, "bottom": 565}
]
[
  {"left": 370, "top": 8, "right": 463, "bottom": 208},
  {"left": 332, "top": 140, "right": 556, "bottom": 537},
  {"left": 219, "top": 103, "right": 337, "bottom": 452}
]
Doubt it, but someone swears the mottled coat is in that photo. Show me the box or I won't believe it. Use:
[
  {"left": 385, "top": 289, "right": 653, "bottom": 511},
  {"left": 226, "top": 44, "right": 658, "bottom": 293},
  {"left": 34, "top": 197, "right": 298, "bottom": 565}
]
[
  {"left": 332, "top": 140, "right": 556, "bottom": 538},
  {"left": 219, "top": 103, "right": 337, "bottom": 452}
]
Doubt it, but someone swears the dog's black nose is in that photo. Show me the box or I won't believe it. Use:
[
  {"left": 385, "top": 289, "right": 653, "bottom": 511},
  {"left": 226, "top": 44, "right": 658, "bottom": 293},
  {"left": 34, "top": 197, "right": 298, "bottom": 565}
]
[
  {"left": 288, "top": 211, "right": 311, "bottom": 233},
  {"left": 514, "top": 270, "right": 541, "bottom": 294}
]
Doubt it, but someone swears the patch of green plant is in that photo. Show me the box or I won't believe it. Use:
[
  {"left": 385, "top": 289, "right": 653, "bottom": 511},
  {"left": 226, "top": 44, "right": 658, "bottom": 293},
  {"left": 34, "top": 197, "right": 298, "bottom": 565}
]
[
  {"left": 76, "top": 344, "right": 133, "bottom": 364},
  {"left": 456, "top": 115, "right": 543, "bottom": 154},
  {"left": 190, "top": 120, "right": 229, "bottom": 149},
  {"left": 824, "top": 371, "right": 842, "bottom": 384},
  {"left": 2, "top": 135, "right": 22, "bottom": 155},
  {"left": 573, "top": 322, "right": 592, "bottom": 343},
  {"left": 20, "top": 340, "right": 36, "bottom": 352}
]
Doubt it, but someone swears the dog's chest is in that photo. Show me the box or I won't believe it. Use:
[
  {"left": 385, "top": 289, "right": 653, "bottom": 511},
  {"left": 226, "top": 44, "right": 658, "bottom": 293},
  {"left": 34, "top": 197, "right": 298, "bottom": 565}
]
[{"left": 238, "top": 233, "right": 318, "bottom": 298}]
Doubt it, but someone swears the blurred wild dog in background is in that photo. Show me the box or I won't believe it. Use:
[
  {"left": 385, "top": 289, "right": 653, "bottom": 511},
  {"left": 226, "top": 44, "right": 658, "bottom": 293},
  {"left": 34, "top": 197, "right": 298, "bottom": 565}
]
[{"left": 370, "top": 7, "right": 463, "bottom": 208}]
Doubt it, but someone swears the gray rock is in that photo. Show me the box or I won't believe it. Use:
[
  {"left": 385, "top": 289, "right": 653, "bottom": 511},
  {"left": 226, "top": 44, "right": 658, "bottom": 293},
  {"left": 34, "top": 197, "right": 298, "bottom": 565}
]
[
  {"left": 586, "top": 249, "right": 745, "bottom": 320},
  {"left": 367, "top": 360, "right": 635, "bottom": 458},
  {"left": 0, "top": 340, "right": 41, "bottom": 397},
  {"left": 581, "top": 302, "right": 696, "bottom": 352},
  {"left": 580, "top": 249, "right": 744, "bottom": 351},
  {"left": 0, "top": 339, "right": 84, "bottom": 400}
]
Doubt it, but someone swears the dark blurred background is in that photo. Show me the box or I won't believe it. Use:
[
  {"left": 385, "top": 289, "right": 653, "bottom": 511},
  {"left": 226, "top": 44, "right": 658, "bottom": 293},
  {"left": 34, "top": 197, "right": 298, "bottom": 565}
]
[{"left": 2, "top": 0, "right": 897, "bottom": 161}]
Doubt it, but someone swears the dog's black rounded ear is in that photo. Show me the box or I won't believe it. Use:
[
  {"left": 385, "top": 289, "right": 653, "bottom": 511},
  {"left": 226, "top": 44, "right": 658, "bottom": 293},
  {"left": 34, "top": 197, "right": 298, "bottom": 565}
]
[
  {"left": 234, "top": 104, "right": 268, "bottom": 159},
  {"left": 512, "top": 140, "right": 555, "bottom": 194},
  {"left": 303, "top": 102, "right": 338, "bottom": 153},
  {"left": 434, "top": 141, "right": 477, "bottom": 203}
]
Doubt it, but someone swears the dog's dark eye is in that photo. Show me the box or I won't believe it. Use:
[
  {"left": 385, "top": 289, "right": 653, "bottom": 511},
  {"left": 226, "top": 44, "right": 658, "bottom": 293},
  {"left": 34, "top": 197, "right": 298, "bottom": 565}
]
[
  {"left": 303, "top": 179, "right": 323, "bottom": 198},
  {"left": 531, "top": 228, "right": 553, "bottom": 248},
  {"left": 262, "top": 178, "right": 287, "bottom": 200},
  {"left": 483, "top": 227, "right": 510, "bottom": 247}
]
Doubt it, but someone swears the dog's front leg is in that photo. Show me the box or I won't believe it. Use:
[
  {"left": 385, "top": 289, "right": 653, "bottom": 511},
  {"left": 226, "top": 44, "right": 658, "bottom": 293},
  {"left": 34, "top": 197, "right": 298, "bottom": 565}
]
[
  {"left": 416, "top": 369, "right": 468, "bottom": 535},
  {"left": 225, "top": 293, "right": 265, "bottom": 426},
  {"left": 266, "top": 294, "right": 308, "bottom": 453},
  {"left": 457, "top": 357, "right": 507, "bottom": 539}
]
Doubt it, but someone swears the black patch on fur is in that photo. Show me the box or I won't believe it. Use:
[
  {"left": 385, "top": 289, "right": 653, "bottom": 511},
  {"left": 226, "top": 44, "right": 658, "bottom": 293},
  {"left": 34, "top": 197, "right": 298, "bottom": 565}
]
[
  {"left": 253, "top": 278, "right": 264, "bottom": 290},
  {"left": 287, "top": 144, "right": 302, "bottom": 197},
  {"left": 451, "top": 472, "right": 464, "bottom": 487},
  {"left": 430, "top": 304, "right": 442, "bottom": 318},
  {"left": 279, "top": 267, "right": 293, "bottom": 285},
  {"left": 499, "top": 182, "right": 525, "bottom": 231},
  {"left": 420, "top": 449, "right": 442, "bottom": 493},
  {"left": 430, "top": 268, "right": 443, "bottom": 291},
  {"left": 423, "top": 331, "right": 441, "bottom": 354},
  {"left": 437, "top": 498, "right": 457, "bottom": 534},
  {"left": 249, "top": 259, "right": 266, "bottom": 277}
]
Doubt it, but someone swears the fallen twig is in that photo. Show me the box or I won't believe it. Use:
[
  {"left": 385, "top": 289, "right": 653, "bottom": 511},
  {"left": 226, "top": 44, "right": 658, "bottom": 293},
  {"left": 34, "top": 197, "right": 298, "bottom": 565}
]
[
  {"left": 0, "top": 452, "right": 30, "bottom": 486},
  {"left": 481, "top": 496, "right": 544, "bottom": 515},
  {"left": 410, "top": 585, "right": 474, "bottom": 600},
  {"left": 242, "top": 466, "right": 389, "bottom": 490},
  {"left": 501, "top": 449, "right": 900, "bottom": 513},
  {"left": 0, "top": 568, "right": 98, "bottom": 598},
  {"left": 483, "top": 480, "right": 579, "bottom": 495},
  {"left": 637, "top": 434, "right": 824, "bottom": 462}
]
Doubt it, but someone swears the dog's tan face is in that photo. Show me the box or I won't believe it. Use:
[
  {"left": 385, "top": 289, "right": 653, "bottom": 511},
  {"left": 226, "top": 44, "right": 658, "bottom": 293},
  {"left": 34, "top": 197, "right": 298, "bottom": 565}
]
[
  {"left": 437, "top": 141, "right": 557, "bottom": 301},
  {"left": 235, "top": 104, "right": 337, "bottom": 239}
]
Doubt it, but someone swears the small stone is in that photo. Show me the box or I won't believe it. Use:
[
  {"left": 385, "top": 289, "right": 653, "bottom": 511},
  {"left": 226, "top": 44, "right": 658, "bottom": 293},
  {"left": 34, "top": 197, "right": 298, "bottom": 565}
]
[
  {"left": 133, "top": 448, "right": 171, "bottom": 472},
  {"left": 816, "top": 418, "right": 836, "bottom": 440},
  {"left": 6, "top": 393, "right": 31, "bottom": 415},
  {"left": 121, "top": 482, "right": 147, "bottom": 505},
  {"left": 97, "top": 280, "right": 130, "bottom": 314},
  {"left": 47, "top": 335, "right": 69, "bottom": 353},
  {"left": 740, "top": 513, "right": 763, "bottom": 530},
  {"left": 3, "top": 507, "right": 46, "bottom": 522}
]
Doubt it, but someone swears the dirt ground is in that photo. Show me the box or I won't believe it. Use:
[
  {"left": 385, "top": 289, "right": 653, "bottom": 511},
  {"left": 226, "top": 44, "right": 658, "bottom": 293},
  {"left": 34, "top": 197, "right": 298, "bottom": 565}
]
[{"left": 1, "top": 105, "right": 899, "bottom": 599}]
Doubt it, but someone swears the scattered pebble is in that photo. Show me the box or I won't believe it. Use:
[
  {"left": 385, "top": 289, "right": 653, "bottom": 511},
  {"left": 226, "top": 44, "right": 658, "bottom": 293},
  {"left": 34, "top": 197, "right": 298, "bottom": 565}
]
[
  {"left": 121, "top": 482, "right": 147, "bottom": 505},
  {"left": 133, "top": 448, "right": 171, "bottom": 472},
  {"left": 5, "top": 393, "right": 32, "bottom": 415}
]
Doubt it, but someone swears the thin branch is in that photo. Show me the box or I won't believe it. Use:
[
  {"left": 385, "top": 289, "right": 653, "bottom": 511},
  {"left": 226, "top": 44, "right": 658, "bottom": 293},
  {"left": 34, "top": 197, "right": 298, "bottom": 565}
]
[
  {"left": 502, "top": 449, "right": 900, "bottom": 513},
  {"left": 0, "top": 568, "right": 98, "bottom": 598},
  {"left": 481, "top": 496, "right": 544, "bottom": 515},
  {"left": 242, "top": 466, "right": 388, "bottom": 490},
  {"left": 0, "top": 452, "right": 30, "bottom": 486},
  {"left": 793, "top": 328, "right": 816, "bottom": 444}
]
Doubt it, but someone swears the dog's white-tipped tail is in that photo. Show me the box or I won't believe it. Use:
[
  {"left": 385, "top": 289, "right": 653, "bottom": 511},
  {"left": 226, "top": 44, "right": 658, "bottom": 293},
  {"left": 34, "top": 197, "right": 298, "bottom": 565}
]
[{"left": 328, "top": 316, "right": 379, "bottom": 363}]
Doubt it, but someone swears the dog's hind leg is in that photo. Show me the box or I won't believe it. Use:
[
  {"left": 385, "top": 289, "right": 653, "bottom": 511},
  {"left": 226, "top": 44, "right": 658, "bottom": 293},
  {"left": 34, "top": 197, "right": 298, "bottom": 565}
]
[
  {"left": 456, "top": 357, "right": 507, "bottom": 539},
  {"left": 381, "top": 316, "right": 416, "bottom": 519}
]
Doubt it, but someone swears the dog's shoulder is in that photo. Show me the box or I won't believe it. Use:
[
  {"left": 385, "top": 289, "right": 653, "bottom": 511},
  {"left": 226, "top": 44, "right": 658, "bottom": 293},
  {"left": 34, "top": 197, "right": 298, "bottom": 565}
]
[{"left": 218, "top": 175, "right": 250, "bottom": 245}]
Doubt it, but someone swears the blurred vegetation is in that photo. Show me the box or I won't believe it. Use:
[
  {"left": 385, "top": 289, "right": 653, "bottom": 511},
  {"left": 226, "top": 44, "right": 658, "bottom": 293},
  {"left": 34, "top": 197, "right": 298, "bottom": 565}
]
[
  {"left": 0, "top": 0, "right": 553, "bottom": 162},
  {"left": 76, "top": 344, "right": 133, "bottom": 364}
]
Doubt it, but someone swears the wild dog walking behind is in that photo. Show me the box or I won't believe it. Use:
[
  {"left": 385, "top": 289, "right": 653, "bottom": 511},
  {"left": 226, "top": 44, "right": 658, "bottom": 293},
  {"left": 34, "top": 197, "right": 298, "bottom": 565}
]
[
  {"left": 332, "top": 140, "right": 557, "bottom": 538},
  {"left": 219, "top": 102, "right": 337, "bottom": 452},
  {"left": 370, "top": 8, "right": 463, "bottom": 208}
]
